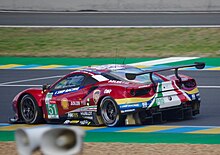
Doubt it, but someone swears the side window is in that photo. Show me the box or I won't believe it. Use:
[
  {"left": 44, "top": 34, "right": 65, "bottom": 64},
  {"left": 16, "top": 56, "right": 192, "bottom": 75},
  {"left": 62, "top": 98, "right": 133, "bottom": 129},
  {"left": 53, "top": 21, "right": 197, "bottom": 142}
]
[
  {"left": 54, "top": 75, "right": 85, "bottom": 90},
  {"left": 83, "top": 76, "right": 98, "bottom": 86}
]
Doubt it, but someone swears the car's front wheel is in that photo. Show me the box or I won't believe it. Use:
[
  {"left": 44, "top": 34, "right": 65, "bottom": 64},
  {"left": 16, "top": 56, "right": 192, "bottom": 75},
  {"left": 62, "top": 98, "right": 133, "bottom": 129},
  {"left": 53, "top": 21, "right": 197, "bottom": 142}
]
[
  {"left": 19, "top": 94, "right": 44, "bottom": 124},
  {"left": 100, "top": 96, "right": 125, "bottom": 127}
]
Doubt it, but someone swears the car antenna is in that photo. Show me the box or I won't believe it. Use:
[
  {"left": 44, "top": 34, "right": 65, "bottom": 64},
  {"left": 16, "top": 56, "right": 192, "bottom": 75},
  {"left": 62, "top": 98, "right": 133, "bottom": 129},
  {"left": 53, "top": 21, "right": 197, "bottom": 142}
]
[
  {"left": 114, "top": 48, "right": 118, "bottom": 67},
  {"left": 122, "top": 57, "right": 126, "bottom": 64}
]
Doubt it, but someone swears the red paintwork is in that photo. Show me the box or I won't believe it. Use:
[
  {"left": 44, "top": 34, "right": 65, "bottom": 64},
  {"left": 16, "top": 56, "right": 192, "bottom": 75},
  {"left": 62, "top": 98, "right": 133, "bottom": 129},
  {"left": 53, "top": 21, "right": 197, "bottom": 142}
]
[{"left": 11, "top": 64, "right": 197, "bottom": 123}]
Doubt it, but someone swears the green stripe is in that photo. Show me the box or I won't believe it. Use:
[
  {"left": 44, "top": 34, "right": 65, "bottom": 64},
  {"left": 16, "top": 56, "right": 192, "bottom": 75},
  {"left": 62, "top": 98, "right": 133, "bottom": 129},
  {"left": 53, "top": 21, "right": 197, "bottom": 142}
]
[
  {"left": 0, "top": 131, "right": 15, "bottom": 141},
  {"left": 1, "top": 131, "right": 220, "bottom": 144},
  {"left": 1, "top": 57, "right": 220, "bottom": 67},
  {"left": 0, "top": 57, "right": 157, "bottom": 66},
  {"left": 86, "top": 132, "right": 220, "bottom": 144},
  {"left": 163, "top": 58, "right": 220, "bottom": 67}
]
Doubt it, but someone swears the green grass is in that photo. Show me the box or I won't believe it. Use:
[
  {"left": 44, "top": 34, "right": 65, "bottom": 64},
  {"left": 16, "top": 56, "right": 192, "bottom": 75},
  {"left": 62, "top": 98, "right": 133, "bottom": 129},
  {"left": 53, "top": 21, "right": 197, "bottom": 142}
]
[{"left": 0, "top": 28, "right": 220, "bottom": 57}]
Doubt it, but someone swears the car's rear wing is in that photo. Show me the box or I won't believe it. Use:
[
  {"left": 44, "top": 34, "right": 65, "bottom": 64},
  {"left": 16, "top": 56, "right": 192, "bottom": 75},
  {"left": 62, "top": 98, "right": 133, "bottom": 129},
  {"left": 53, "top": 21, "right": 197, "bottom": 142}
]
[{"left": 125, "top": 62, "right": 205, "bottom": 88}]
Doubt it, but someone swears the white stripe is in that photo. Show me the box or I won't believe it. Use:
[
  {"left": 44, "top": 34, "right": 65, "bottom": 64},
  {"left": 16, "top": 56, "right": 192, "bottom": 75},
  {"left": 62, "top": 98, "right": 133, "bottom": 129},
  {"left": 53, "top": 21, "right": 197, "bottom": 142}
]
[
  {"left": 130, "top": 57, "right": 199, "bottom": 66},
  {"left": 0, "top": 84, "right": 41, "bottom": 87},
  {"left": 1, "top": 25, "right": 220, "bottom": 28},
  {"left": 0, "top": 75, "right": 63, "bottom": 85},
  {"left": 92, "top": 75, "right": 109, "bottom": 82},
  {"left": 1, "top": 11, "right": 220, "bottom": 14},
  {"left": 198, "top": 86, "right": 220, "bottom": 89}
]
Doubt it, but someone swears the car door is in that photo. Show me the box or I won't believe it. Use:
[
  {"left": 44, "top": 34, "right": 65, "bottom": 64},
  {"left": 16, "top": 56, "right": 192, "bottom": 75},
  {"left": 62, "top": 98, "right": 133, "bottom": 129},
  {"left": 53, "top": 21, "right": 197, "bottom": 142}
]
[{"left": 44, "top": 73, "right": 87, "bottom": 119}]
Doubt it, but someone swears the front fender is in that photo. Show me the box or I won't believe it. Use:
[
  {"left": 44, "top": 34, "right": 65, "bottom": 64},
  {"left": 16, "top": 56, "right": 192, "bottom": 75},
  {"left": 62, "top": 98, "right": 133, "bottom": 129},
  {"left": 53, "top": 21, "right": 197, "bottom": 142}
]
[{"left": 12, "top": 88, "right": 43, "bottom": 111}]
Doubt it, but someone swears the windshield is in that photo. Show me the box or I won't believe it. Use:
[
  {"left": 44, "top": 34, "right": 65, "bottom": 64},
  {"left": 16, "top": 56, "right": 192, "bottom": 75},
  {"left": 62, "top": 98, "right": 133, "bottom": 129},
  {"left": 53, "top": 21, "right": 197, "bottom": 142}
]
[{"left": 108, "top": 67, "right": 164, "bottom": 84}]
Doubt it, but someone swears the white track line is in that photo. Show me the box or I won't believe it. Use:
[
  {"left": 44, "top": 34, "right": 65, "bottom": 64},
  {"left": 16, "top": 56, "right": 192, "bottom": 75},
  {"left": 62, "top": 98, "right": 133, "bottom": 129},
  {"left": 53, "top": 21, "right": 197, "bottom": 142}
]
[
  {"left": 0, "top": 75, "right": 63, "bottom": 85},
  {"left": 1, "top": 25, "right": 220, "bottom": 28},
  {"left": 0, "top": 84, "right": 41, "bottom": 87},
  {"left": 198, "top": 86, "right": 220, "bottom": 89},
  {"left": 1, "top": 11, "right": 220, "bottom": 14},
  {"left": 130, "top": 57, "right": 199, "bottom": 66}
]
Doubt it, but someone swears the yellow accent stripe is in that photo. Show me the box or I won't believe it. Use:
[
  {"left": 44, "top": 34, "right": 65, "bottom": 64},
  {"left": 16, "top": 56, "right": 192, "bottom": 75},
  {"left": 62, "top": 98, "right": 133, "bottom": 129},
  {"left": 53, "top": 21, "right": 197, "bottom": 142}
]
[
  {"left": 0, "top": 124, "right": 43, "bottom": 131},
  {"left": 188, "top": 127, "right": 220, "bottom": 134},
  {"left": 0, "top": 64, "right": 24, "bottom": 69},
  {"left": 0, "top": 124, "right": 104, "bottom": 131},
  {"left": 120, "top": 125, "right": 180, "bottom": 133},
  {"left": 80, "top": 126, "right": 105, "bottom": 131},
  {"left": 207, "top": 67, "right": 220, "bottom": 70},
  {"left": 134, "top": 65, "right": 151, "bottom": 69},
  {"left": 115, "top": 96, "right": 154, "bottom": 105},
  {"left": 185, "top": 87, "right": 199, "bottom": 94},
  {"left": 32, "top": 65, "right": 64, "bottom": 69}
]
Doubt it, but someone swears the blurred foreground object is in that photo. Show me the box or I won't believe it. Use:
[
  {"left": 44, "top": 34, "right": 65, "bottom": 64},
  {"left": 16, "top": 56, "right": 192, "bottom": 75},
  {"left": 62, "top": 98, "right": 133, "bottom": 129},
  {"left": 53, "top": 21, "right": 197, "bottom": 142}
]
[{"left": 15, "top": 126, "right": 85, "bottom": 155}]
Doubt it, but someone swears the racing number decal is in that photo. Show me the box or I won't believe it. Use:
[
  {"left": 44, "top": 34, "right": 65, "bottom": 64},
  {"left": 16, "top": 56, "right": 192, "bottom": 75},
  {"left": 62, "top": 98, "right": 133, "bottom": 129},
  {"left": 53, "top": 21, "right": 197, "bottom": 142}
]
[
  {"left": 46, "top": 104, "right": 59, "bottom": 119},
  {"left": 45, "top": 92, "right": 59, "bottom": 119}
]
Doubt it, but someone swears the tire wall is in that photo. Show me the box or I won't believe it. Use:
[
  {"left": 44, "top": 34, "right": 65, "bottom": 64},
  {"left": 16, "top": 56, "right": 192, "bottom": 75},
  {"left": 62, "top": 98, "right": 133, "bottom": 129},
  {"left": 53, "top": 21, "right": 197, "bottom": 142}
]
[{"left": 1, "top": 0, "right": 220, "bottom": 12}]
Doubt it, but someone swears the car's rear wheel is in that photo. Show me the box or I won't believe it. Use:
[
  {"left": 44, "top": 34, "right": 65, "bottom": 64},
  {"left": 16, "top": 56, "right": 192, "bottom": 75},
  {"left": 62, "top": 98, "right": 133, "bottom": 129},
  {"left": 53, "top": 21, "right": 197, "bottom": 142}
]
[
  {"left": 100, "top": 96, "right": 125, "bottom": 127},
  {"left": 19, "top": 94, "right": 44, "bottom": 124}
]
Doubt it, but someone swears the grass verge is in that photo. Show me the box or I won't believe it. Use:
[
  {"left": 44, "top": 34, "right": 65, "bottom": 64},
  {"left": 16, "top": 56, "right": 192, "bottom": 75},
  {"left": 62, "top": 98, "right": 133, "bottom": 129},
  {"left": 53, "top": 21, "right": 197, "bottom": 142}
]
[{"left": 0, "top": 28, "right": 220, "bottom": 57}]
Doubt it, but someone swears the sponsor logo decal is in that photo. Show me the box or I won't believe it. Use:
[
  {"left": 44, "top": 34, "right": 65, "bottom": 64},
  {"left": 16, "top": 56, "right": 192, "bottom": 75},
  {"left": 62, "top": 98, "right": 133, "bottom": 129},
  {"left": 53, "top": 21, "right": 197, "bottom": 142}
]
[
  {"left": 69, "top": 105, "right": 97, "bottom": 112},
  {"left": 70, "top": 101, "right": 81, "bottom": 106},
  {"left": 120, "top": 104, "right": 140, "bottom": 109},
  {"left": 93, "top": 90, "right": 100, "bottom": 104},
  {"left": 54, "top": 87, "right": 80, "bottom": 96},
  {"left": 61, "top": 98, "right": 69, "bottom": 110},
  {"left": 80, "top": 120, "right": 91, "bottom": 125},
  {"left": 108, "top": 80, "right": 129, "bottom": 84},
  {"left": 82, "top": 116, "right": 93, "bottom": 120},
  {"left": 121, "top": 109, "right": 135, "bottom": 113},
  {"left": 67, "top": 112, "right": 79, "bottom": 118},
  {"left": 64, "top": 120, "right": 79, "bottom": 124},
  {"left": 104, "top": 89, "right": 112, "bottom": 94},
  {"left": 80, "top": 111, "right": 93, "bottom": 116}
]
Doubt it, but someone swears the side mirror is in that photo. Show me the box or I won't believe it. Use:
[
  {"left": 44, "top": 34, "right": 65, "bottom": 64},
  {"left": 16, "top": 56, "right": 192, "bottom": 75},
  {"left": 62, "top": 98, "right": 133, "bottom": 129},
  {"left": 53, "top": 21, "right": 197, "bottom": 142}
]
[{"left": 42, "top": 84, "right": 50, "bottom": 92}]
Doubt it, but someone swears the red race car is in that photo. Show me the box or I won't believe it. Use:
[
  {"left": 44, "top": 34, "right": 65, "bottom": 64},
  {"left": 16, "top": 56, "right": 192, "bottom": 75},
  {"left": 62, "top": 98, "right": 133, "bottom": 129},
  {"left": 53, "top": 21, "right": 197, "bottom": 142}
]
[{"left": 10, "top": 62, "right": 205, "bottom": 127}]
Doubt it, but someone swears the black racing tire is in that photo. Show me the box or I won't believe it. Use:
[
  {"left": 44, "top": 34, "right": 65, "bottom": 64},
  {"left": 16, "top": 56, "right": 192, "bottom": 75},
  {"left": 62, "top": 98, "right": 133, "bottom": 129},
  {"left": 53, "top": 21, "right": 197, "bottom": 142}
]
[
  {"left": 100, "top": 96, "right": 125, "bottom": 127},
  {"left": 19, "top": 94, "right": 44, "bottom": 124}
]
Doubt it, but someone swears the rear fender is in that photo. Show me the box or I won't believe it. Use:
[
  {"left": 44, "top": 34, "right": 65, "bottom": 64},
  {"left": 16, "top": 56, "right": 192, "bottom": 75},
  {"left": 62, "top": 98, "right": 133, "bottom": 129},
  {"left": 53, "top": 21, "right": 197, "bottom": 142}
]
[{"left": 167, "top": 74, "right": 193, "bottom": 81}]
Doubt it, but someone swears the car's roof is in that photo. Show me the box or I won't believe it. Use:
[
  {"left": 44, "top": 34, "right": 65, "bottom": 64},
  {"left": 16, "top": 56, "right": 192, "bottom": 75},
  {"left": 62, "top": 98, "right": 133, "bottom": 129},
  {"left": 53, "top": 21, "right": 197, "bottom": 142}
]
[{"left": 80, "top": 64, "right": 137, "bottom": 75}]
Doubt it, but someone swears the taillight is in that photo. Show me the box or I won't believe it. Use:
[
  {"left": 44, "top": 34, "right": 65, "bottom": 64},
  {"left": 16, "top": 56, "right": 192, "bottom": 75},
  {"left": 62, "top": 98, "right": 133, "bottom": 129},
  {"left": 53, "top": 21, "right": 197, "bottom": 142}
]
[{"left": 183, "top": 79, "right": 196, "bottom": 88}]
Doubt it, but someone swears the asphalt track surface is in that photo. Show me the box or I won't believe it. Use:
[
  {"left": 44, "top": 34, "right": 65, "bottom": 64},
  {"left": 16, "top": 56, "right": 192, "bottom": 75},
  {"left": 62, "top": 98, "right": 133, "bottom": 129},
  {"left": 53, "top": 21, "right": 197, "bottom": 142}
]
[
  {"left": 0, "top": 12, "right": 220, "bottom": 26},
  {"left": 0, "top": 69, "right": 220, "bottom": 126}
]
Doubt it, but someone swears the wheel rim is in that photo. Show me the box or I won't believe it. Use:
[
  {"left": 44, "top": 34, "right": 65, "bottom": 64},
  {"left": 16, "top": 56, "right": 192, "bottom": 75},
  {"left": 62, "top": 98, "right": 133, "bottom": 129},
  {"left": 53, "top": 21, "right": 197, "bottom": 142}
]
[
  {"left": 21, "top": 97, "right": 35, "bottom": 121},
  {"left": 102, "top": 99, "right": 117, "bottom": 124}
]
